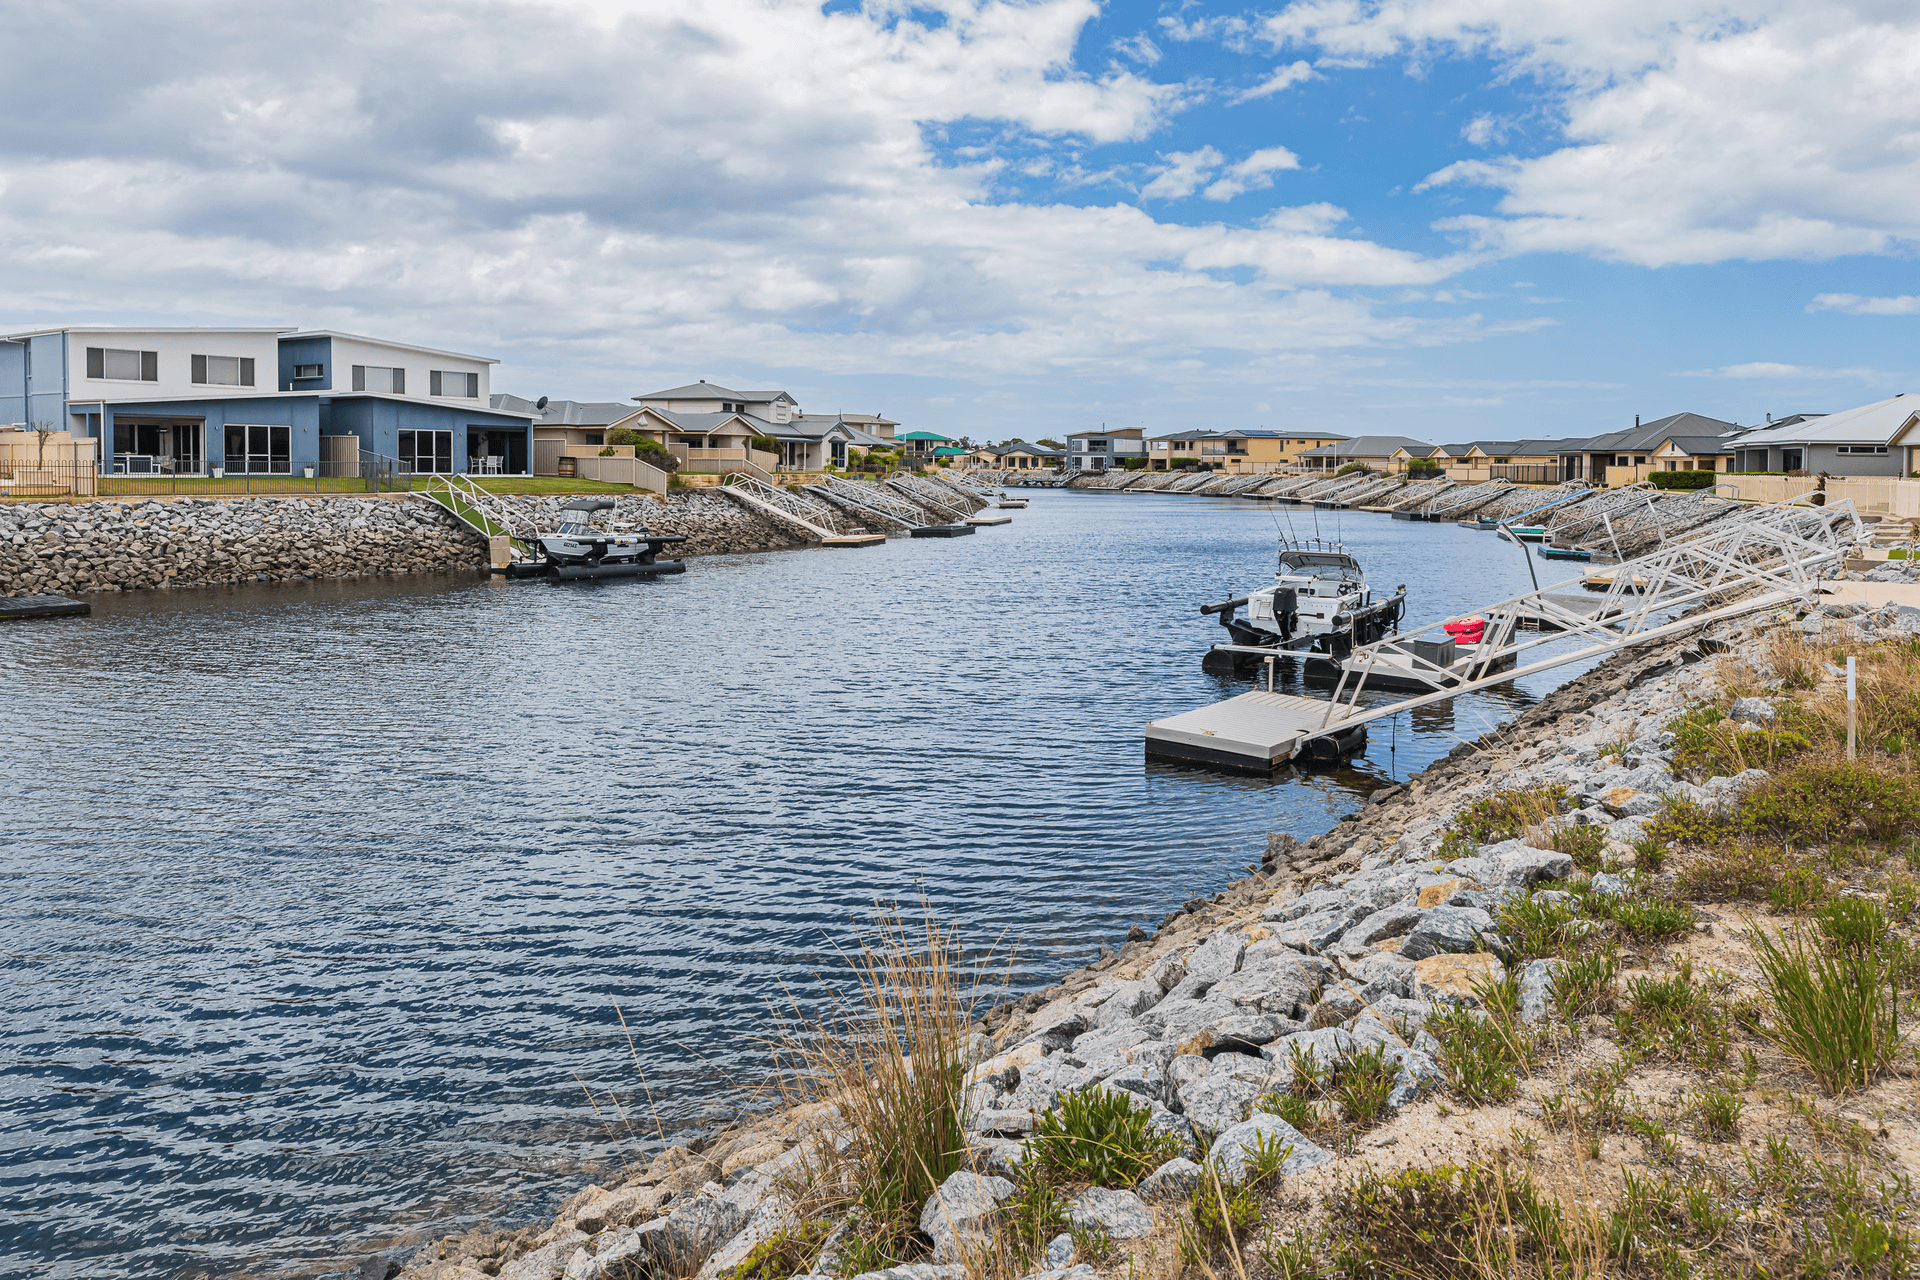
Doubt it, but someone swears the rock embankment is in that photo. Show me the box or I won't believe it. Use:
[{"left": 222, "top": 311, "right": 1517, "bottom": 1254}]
[
  {"left": 0, "top": 492, "right": 807, "bottom": 597},
  {"left": 370, "top": 608, "right": 1833, "bottom": 1280}
]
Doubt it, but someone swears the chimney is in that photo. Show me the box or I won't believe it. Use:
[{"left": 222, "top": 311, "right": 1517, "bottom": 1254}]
[
  {"left": 1767, "top": 412, "right": 1773, "bottom": 423},
  {"left": 1635, "top": 414, "right": 1640, "bottom": 427}
]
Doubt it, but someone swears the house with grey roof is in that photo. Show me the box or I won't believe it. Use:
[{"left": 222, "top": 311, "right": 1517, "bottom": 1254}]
[
  {"left": 1296, "top": 435, "right": 1433, "bottom": 472},
  {"left": 1555, "top": 412, "right": 1739, "bottom": 483},
  {"left": 1725, "top": 395, "right": 1920, "bottom": 476}
]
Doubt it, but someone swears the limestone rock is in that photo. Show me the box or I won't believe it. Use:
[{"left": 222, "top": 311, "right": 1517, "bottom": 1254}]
[
  {"left": 1518, "top": 959, "right": 1566, "bottom": 1025},
  {"left": 1412, "top": 952, "right": 1504, "bottom": 1000},
  {"left": 1067, "top": 1187, "right": 1155, "bottom": 1240},
  {"left": 1207, "top": 1113, "right": 1332, "bottom": 1184},
  {"left": 919, "top": 1171, "right": 1015, "bottom": 1262},
  {"left": 1138, "top": 1157, "right": 1203, "bottom": 1201},
  {"left": 1399, "top": 906, "right": 1494, "bottom": 962}
]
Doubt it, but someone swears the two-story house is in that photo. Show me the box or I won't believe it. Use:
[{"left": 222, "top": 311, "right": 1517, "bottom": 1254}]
[
  {"left": 277, "top": 330, "right": 536, "bottom": 474},
  {"left": 1065, "top": 427, "right": 1147, "bottom": 470},
  {"left": 0, "top": 325, "right": 537, "bottom": 478}
]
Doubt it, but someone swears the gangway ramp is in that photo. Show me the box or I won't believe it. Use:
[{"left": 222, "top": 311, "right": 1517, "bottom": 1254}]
[
  {"left": 1148, "top": 497, "right": 1865, "bottom": 771},
  {"left": 719, "top": 474, "right": 883, "bottom": 546}
]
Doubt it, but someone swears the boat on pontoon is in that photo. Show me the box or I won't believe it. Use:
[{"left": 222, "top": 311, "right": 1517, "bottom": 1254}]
[
  {"left": 1200, "top": 542, "right": 1407, "bottom": 665},
  {"left": 508, "top": 498, "right": 688, "bottom": 580}
]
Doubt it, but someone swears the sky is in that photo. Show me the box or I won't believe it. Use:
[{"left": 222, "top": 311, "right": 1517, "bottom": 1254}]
[{"left": 3, "top": 0, "right": 1919, "bottom": 442}]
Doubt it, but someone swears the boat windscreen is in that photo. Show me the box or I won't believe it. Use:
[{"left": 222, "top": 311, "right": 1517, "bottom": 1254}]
[{"left": 1278, "top": 550, "right": 1361, "bottom": 578}]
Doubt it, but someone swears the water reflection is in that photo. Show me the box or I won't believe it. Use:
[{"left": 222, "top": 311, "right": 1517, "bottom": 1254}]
[{"left": 0, "top": 490, "right": 1605, "bottom": 1279}]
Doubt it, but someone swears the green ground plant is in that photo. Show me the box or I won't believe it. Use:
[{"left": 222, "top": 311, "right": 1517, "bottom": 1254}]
[
  {"left": 1027, "top": 1085, "right": 1183, "bottom": 1187},
  {"left": 1426, "top": 997, "right": 1533, "bottom": 1103},
  {"left": 1437, "top": 785, "right": 1568, "bottom": 860},
  {"left": 1616, "top": 958, "right": 1731, "bottom": 1066},
  {"left": 1747, "top": 917, "right": 1905, "bottom": 1094}
]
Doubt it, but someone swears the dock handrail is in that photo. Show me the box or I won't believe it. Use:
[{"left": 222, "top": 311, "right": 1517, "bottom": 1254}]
[
  {"left": 1297, "top": 498, "right": 1864, "bottom": 750},
  {"left": 421, "top": 474, "right": 540, "bottom": 552},
  {"left": 810, "top": 476, "right": 927, "bottom": 529},
  {"left": 719, "top": 473, "right": 842, "bottom": 540}
]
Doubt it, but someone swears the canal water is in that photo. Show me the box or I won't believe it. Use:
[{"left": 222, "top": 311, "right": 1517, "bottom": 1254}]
[{"left": 0, "top": 490, "right": 1604, "bottom": 1278}]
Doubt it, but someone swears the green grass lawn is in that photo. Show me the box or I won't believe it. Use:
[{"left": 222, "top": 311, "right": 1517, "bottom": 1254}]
[{"left": 69, "top": 474, "right": 656, "bottom": 501}]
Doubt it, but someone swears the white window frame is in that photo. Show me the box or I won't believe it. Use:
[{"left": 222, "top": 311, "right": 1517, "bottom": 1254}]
[
  {"left": 353, "top": 365, "right": 405, "bottom": 394},
  {"left": 430, "top": 370, "right": 479, "bottom": 398}
]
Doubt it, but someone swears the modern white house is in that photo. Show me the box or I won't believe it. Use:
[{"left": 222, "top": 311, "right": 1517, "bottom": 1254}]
[
  {"left": 1065, "top": 427, "right": 1147, "bottom": 470},
  {"left": 0, "top": 325, "right": 536, "bottom": 477}
]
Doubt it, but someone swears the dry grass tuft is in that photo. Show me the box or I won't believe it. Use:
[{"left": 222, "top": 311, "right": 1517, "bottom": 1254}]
[{"left": 762, "top": 904, "right": 1001, "bottom": 1270}]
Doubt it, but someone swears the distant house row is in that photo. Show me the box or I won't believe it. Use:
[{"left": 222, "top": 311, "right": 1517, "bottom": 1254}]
[
  {"left": 493, "top": 380, "right": 970, "bottom": 477},
  {"left": 1028, "top": 399, "right": 1920, "bottom": 481}
]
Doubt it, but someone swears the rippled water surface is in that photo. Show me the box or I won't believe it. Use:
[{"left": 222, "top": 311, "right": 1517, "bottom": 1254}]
[{"left": 2, "top": 490, "right": 1608, "bottom": 1279}]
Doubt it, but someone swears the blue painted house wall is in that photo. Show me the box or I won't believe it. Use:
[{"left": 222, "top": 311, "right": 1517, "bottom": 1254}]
[
  {"left": 325, "top": 397, "right": 532, "bottom": 469},
  {"left": 279, "top": 335, "right": 333, "bottom": 394},
  {"left": 1, "top": 333, "right": 72, "bottom": 428}
]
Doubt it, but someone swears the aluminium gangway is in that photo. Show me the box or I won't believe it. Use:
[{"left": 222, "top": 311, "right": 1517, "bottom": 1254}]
[{"left": 1146, "top": 498, "right": 1865, "bottom": 771}]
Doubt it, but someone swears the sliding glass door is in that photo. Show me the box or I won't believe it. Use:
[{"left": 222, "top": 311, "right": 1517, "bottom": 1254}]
[
  {"left": 399, "top": 430, "right": 454, "bottom": 474},
  {"left": 224, "top": 424, "right": 291, "bottom": 474}
]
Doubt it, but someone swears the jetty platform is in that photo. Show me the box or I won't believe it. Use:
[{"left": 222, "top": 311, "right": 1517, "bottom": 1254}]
[
  {"left": 0, "top": 593, "right": 89, "bottom": 621},
  {"left": 1145, "top": 691, "right": 1363, "bottom": 772}
]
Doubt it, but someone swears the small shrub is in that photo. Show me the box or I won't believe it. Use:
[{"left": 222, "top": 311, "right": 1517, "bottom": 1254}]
[
  {"left": 1646, "top": 794, "right": 1737, "bottom": 850},
  {"left": 1742, "top": 761, "right": 1920, "bottom": 846},
  {"left": 1770, "top": 865, "right": 1829, "bottom": 913},
  {"left": 1632, "top": 833, "right": 1668, "bottom": 872},
  {"left": 1548, "top": 820, "right": 1609, "bottom": 871},
  {"left": 1693, "top": 1084, "right": 1745, "bottom": 1140},
  {"left": 1748, "top": 921, "right": 1904, "bottom": 1094},
  {"left": 1185, "top": 1167, "right": 1261, "bottom": 1261},
  {"left": 1552, "top": 949, "right": 1618, "bottom": 1018},
  {"left": 1426, "top": 1003, "right": 1531, "bottom": 1103},
  {"left": 1258, "top": 1089, "right": 1318, "bottom": 1132},
  {"left": 1617, "top": 960, "right": 1730, "bottom": 1066},
  {"left": 1331, "top": 1043, "right": 1398, "bottom": 1128},
  {"left": 1649, "top": 469, "right": 1717, "bottom": 490},
  {"left": 1029, "top": 1086, "right": 1182, "bottom": 1187},
  {"left": 1437, "top": 786, "right": 1566, "bottom": 858},
  {"left": 1614, "top": 896, "right": 1695, "bottom": 940},
  {"left": 998, "top": 1177, "right": 1067, "bottom": 1270},
  {"left": 1494, "top": 891, "right": 1586, "bottom": 962},
  {"left": 1244, "top": 1130, "right": 1298, "bottom": 1186},
  {"left": 1817, "top": 896, "right": 1891, "bottom": 954},
  {"left": 1259, "top": 1227, "right": 1322, "bottom": 1280},
  {"left": 1326, "top": 1164, "right": 1492, "bottom": 1279},
  {"left": 1676, "top": 840, "right": 1786, "bottom": 901}
]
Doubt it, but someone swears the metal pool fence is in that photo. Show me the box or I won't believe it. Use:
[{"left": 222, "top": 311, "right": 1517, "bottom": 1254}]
[{"left": 1, "top": 451, "right": 439, "bottom": 501}]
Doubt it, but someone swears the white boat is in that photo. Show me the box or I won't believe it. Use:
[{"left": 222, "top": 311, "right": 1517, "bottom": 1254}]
[
  {"left": 1201, "top": 542, "right": 1406, "bottom": 661},
  {"left": 512, "top": 498, "right": 688, "bottom": 580}
]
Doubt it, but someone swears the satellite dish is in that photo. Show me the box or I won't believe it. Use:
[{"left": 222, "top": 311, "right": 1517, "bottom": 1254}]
[{"left": 535, "top": 396, "right": 549, "bottom": 410}]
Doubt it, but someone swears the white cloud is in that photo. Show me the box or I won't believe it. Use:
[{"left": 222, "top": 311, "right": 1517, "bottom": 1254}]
[
  {"left": 1461, "top": 114, "right": 1510, "bottom": 147},
  {"left": 1807, "top": 293, "right": 1920, "bottom": 316},
  {"left": 1112, "top": 33, "right": 1163, "bottom": 65},
  {"left": 1679, "top": 362, "right": 1888, "bottom": 380},
  {"left": 1140, "top": 147, "right": 1227, "bottom": 200},
  {"left": 0, "top": 0, "right": 1498, "bottom": 406},
  {"left": 1202, "top": 146, "right": 1303, "bottom": 200},
  {"left": 1258, "top": 0, "right": 1920, "bottom": 266},
  {"left": 1234, "top": 60, "right": 1317, "bottom": 102}
]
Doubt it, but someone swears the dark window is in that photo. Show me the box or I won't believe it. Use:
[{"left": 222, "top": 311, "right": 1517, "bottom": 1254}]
[
  {"left": 398, "top": 429, "right": 454, "bottom": 474},
  {"left": 292, "top": 364, "right": 323, "bottom": 380},
  {"left": 430, "top": 370, "right": 479, "bottom": 397},
  {"left": 223, "top": 424, "right": 291, "bottom": 474},
  {"left": 191, "top": 354, "right": 254, "bottom": 386},
  {"left": 87, "top": 346, "right": 159, "bottom": 381}
]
